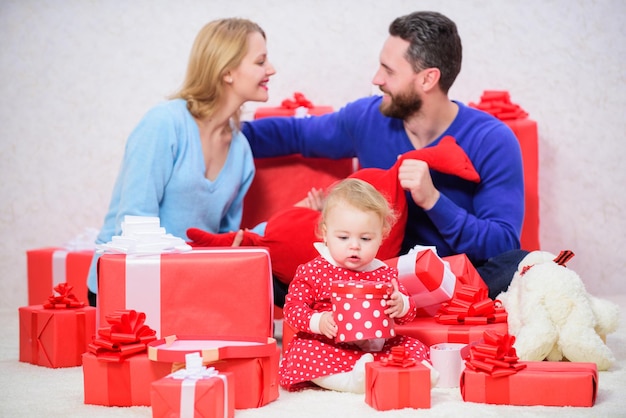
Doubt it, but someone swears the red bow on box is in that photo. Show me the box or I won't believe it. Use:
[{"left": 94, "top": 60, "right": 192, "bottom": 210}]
[
  {"left": 280, "top": 92, "right": 314, "bottom": 109},
  {"left": 469, "top": 90, "right": 528, "bottom": 121},
  {"left": 43, "top": 282, "right": 85, "bottom": 309},
  {"left": 380, "top": 346, "right": 417, "bottom": 368},
  {"left": 88, "top": 310, "right": 157, "bottom": 362},
  {"left": 435, "top": 284, "right": 507, "bottom": 325},
  {"left": 465, "top": 330, "right": 527, "bottom": 377}
]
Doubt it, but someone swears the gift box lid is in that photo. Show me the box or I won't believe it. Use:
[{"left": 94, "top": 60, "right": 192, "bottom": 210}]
[
  {"left": 147, "top": 335, "right": 277, "bottom": 363},
  {"left": 331, "top": 280, "right": 393, "bottom": 298}
]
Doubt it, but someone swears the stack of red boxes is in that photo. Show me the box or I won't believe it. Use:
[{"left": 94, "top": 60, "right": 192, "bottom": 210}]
[
  {"left": 82, "top": 309, "right": 171, "bottom": 406},
  {"left": 88, "top": 246, "right": 279, "bottom": 410}
]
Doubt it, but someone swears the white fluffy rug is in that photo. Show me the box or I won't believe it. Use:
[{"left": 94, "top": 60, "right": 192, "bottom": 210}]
[{"left": 2, "top": 295, "right": 624, "bottom": 418}]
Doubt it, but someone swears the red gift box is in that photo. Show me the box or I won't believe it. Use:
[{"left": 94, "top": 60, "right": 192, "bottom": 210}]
[
  {"left": 395, "top": 317, "right": 507, "bottom": 346},
  {"left": 148, "top": 336, "right": 280, "bottom": 409},
  {"left": 151, "top": 367, "right": 234, "bottom": 418},
  {"left": 331, "top": 280, "right": 395, "bottom": 343},
  {"left": 243, "top": 98, "right": 350, "bottom": 232},
  {"left": 97, "top": 249, "right": 273, "bottom": 338},
  {"left": 254, "top": 105, "right": 334, "bottom": 119},
  {"left": 506, "top": 118, "right": 540, "bottom": 251},
  {"left": 386, "top": 252, "right": 488, "bottom": 318},
  {"left": 469, "top": 91, "right": 540, "bottom": 251},
  {"left": 19, "top": 304, "right": 96, "bottom": 368},
  {"left": 27, "top": 247, "right": 93, "bottom": 305},
  {"left": 461, "top": 361, "right": 598, "bottom": 406},
  {"left": 388, "top": 249, "right": 457, "bottom": 315},
  {"left": 82, "top": 352, "right": 172, "bottom": 406},
  {"left": 365, "top": 361, "right": 431, "bottom": 410},
  {"left": 444, "top": 254, "right": 488, "bottom": 293},
  {"left": 253, "top": 93, "right": 333, "bottom": 120}
]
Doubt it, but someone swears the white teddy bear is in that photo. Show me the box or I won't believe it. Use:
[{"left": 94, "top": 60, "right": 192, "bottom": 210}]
[{"left": 497, "top": 250, "right": 619, "bottom": 371}]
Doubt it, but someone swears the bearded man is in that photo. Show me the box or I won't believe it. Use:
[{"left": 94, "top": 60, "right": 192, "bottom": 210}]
[{"left": 241, "top": 11, "right": 527, "bottom": 299}]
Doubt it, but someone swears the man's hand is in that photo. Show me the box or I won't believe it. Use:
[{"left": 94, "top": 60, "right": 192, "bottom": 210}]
[{"left": 398, "top": 159, "right": 440, "bottom": 210}]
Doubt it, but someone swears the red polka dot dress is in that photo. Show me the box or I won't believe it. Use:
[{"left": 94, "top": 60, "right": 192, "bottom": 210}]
[{"left": 280, "top": 256, "right": 430, "bottom": 391}]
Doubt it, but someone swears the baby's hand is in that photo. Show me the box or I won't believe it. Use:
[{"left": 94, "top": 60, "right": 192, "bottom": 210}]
[
  {"left": 384, "top": 278, "right": 404, "bottom": 318},
  {"left": 319, "top": 311, "right": 338, "bottom": 339}
]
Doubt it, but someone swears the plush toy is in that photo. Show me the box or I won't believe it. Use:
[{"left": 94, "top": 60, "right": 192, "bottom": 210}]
[
  {"left": 497, "top": 250, "right": 619, "bottom": 370},
  {"left": 187, "top": 136, "right": 480, "bottom": 284}
]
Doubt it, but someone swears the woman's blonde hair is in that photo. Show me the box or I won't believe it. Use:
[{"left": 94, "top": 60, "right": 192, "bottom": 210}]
[
  {"left": 320, "top": 178, "right": 398, "bottom": 238},
  {"left": 171, "top": 18, "right": 265, "bottom": 127}
]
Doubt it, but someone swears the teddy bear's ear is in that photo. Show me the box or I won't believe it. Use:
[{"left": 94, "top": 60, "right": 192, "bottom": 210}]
[{"left": 517, "top": 250, "right": 557, "bottom": 272}]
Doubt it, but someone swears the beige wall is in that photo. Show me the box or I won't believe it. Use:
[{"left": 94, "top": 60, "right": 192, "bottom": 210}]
[{"left": 1, "top": 0, "right": 625, "bottom": 309}]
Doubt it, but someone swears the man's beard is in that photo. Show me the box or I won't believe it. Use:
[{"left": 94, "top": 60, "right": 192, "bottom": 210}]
[{"left": 379, "top": 89, "right": 422, "bottom": 119}]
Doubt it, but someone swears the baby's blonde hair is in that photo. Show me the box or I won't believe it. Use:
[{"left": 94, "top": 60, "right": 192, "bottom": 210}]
[{"left": 320, "top": 178, "right": 397, "bottom": 238}]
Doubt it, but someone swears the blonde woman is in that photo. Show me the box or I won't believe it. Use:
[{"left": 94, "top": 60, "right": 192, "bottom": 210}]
[{"left": 86, "top": 18, "right": 275, "bottom": 305}]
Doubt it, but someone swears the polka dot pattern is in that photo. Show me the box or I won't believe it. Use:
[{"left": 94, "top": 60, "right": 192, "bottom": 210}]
[
  {"left": 331, "top": 280, "right": 394, "bottom": 343},
  {"left": 279, "top": 256, "right": 429, "bottom": 391}
]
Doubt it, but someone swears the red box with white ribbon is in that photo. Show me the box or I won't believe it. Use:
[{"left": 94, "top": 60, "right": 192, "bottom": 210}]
[
  {"left": 151, "top": 361, "right": 234, "bottom": 418},
  {"left": 96, "top": 248, "right": 273, "bottom": 339},
  {"left": 27, "top": 247, "right": 93, "bottom": 305},
  {"left": 331, "top": 280, "right": 395, "bottom": 343},
  {"left": 387, "top": 248, "right": 456, "bottom": 316},
  {"left": 148, "top": 336, "right": 279, "bottom": 409}
]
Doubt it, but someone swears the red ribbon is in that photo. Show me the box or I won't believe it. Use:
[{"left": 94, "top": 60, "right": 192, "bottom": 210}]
[
  {"left": 43, "top": 282, "right": 85, "bottom": 309},
  {"left": 380, "top": 346, "right": 417, "bottom": 368},
  {"left": 469, "top": 90, "right": 528, "bottom": 121},
  {"left": 465, "top": 330, "right": 527, "bottom": 377},
  {"left": 435, "top": 284, "right": 507, "bottom": 325},
  {"left": 280, "top": 92, "right": 314, "bottom": 109},
  {"left": 88, "top": 309, "right": 156, "bottom": 362},
  {"left": 521, "top": 250, "right": 575, "bottom": 276}
]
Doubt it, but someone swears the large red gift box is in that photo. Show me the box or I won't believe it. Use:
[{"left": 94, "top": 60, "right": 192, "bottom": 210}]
[
  {"left": 395, "top": 317, "right": 507, "bottom": 346},
  {"left": 331, "top": 280, "right": 395, "bottom": 343},
  {"left": 365, "top": 360, "right": 431, "bottom": 410},
  {"left": 97, "top": 249, "right": 273, "bottom": 338},
  {"left": 19, "top": 305, "right": 96, "bottom": 368},
  {"left": 469, "top": 91, "right": 540, "bottom": 251},
  {"left": 461, "top": 361, "right": 598, "bottom": 407},
  {"left": 506, "top": 117, "right": 540, "bottom": 251},
  {"left": 148, "top": 336, "right": 279, "bottom": 410},
  {"left": 82, "top": 352, "right": 172, "bottom": 406},
  {"left": 27, "top": 247, "right": 93, "bottom": 305},
  {"left": 151, "top": 366, "right": 234, "bottom": 418}
]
